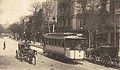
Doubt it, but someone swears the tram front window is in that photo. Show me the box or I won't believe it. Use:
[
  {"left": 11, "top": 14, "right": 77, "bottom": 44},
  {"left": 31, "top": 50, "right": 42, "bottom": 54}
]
[{"left": 66, "top": 39, "right": 86, "bottom": 50}]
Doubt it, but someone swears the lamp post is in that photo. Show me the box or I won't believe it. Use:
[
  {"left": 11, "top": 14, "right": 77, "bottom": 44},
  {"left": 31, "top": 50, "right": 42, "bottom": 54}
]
[
  {"left": 96, "top": 29, "right": 98, "bottom": 49},
  {"left": 24, "top": 32, "right": 25, "bottom": 34},
  {"left": 37, "top": 32, "right": 40, "bottom": 34},
  {"left": 52, "top": 17, "right": 56, "bottom": 33},
  {"left": 23, "top": 31, "right": 25, "bottom": 40},
  {"left": 80, "top": 26, "right": 84, "bottom": 30}
]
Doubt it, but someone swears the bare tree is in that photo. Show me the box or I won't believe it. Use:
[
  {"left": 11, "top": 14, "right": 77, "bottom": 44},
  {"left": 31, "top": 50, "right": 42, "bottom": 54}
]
[
  {"left": 29, "top": 2, "right": 42, "bottom": 15},
  {"left": 29, "top": 2, "right": 44, "bottom": 42},
  {"left": 42, "top": 0, "right": 57, "bottom": 33},
  {"left": 77, "top": 0, "right": 102, "bottom": 48}
]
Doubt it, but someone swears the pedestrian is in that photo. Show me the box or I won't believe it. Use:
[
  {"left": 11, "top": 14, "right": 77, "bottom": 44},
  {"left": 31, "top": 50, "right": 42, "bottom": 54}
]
[{"left": 3, "top": 41, "right": 6, "bottom": 50}]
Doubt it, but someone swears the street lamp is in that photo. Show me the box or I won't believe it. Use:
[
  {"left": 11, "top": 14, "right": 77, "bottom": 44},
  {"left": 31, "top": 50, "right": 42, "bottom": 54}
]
[
  {"left": 24, "top": 32, "right": 25, "bottom": 34},
  {"left": 80, "top": 27, "right": 84, "bottom": 30},
  {"left": 37, "top": 32, "right": 40, "bottom": 34},
  {"left": 23, "top": 31, "right": 26, "bottom": 40}
]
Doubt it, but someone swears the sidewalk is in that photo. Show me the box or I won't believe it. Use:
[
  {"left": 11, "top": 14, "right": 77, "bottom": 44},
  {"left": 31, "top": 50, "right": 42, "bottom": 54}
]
[
  {"left": 11, "top": 38, "right": 43, "bottom": 49},
  {"left": 29, "top": 41, "right": 43, "bottom": 49}
]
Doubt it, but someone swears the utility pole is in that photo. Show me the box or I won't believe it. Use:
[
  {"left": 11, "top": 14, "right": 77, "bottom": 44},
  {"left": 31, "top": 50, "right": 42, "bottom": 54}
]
[{"left": 112, "top": 0, "right": 117, "bottom": 47}]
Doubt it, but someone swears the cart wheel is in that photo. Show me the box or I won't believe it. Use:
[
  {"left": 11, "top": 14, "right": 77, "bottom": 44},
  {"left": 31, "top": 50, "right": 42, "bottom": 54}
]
[
  {"left": 116, "top": 62, "right": 120, "bottom": 67},
  {"left": 91, "top": 55, "right": 97, "bottom": 63},
  {"left": 102, "top": 55, "right": 112, "bottom": 66},
  {"left": 115, "top": 57, "right": 120, "bottom": 67},
  {"left": 16, "top": 50, "right": 18, "bottom": 59}
]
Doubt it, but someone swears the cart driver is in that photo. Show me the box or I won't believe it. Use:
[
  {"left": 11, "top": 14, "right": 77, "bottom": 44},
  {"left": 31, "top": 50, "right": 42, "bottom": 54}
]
[{"left": 23, "top": 40, "right": 31, "bottom": 52}]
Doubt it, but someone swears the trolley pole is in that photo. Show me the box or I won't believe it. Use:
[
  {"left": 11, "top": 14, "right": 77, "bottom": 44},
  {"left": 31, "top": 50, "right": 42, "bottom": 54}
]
[{"left": 114, "top": 14, "right": 117, "bottom": 47}]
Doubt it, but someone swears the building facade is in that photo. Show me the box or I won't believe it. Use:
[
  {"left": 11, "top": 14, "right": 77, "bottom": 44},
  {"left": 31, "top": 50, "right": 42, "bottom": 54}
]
[
  {"left": 57, "top": 0, "right": 73, "bottom": 32},
  {"left": 42, "top": 0, "right": 58, "bottom": 33}
]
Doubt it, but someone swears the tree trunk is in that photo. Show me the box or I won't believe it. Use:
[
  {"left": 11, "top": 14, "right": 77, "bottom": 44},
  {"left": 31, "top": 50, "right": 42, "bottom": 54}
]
[
  {"left": 48, "top": 21, "right": 51, "bottom": 33},
  {"left": 88, "top": 32, "right": 91, "bottom": 48}
]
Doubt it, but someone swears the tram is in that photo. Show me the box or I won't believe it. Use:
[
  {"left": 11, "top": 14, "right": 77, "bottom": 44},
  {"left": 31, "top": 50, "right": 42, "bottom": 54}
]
[{"left": 43, "top": 33, "right": 88, "bottom": 60}]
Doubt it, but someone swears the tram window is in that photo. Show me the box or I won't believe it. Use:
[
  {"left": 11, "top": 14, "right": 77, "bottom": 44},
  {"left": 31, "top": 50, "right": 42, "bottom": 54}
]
[
  {"left": 59, "top": 41, "right": 61, "bottom": 47},
  {"left": 56, "top": 40, "right": 61, "bottom": 47},
  {"left": 48, "top": 39, "right": 50, "bottom": 45},
  {"left": 111, "top": 33, "right": 114, "bottom": 46},
  {"left": 58, "top": 40, "right": 61, "bottom": 46},
  {"left": 54, "top": 39, "right": 56, "bottom": 46},
  {"left": 81, "top": 40, "right": 85, "bottom": 44},
  {"left": 55, "top": 39, "right": 57, "bottom": 46},
  {"left": 56, "top": 40, "right": 58, "bottom": 46},
  {"left": 46, "top": 41, "right": 49, "bottom": 44},
  {"left": 75, "top": 40, "right": 80, "bottom": 44},
  {"left": 61, "top": 40, "right": 64, "bottom": 47},
  {"left": 52, "top": 39, "right": 54, "bottom": 46},
  {"left": 52, "top": 39, "right": 55, "bottom": 45},
  {"left": 52, "top": 39, "right": 54, "bottom": 45},
  {"left": 50, "top": 39, "right": 54, "bottom": 45},
  {"left": 66, "top": 40, "right": 71, "bottom": 48},
  {"left": 46, "top": 39, "right": 49, "bottom": 44},
  {"left": 53, "top": 39, "right": 55, "bottom": 46},
  {"left": 49, "top": 39, "right": 52, "bottom": 45}
]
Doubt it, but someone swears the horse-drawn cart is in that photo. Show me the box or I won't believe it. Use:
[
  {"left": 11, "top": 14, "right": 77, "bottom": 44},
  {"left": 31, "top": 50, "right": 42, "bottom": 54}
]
[
  {"left": 87, "top": 45, "right": 120, "bottom": 66},
  {"left": 16, "top": 42, "right": 37, "bottom": 65}
]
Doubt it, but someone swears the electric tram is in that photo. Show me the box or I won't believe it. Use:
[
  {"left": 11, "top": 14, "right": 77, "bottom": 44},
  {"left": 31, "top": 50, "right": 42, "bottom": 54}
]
[{"left": 43, "top": 33, "right": 88, "bottom": 60}]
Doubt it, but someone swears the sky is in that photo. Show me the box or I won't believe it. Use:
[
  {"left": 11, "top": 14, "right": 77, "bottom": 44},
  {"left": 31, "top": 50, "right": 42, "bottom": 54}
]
[{"left": 0, "top": 0, "right": 46, "bottom": 28}]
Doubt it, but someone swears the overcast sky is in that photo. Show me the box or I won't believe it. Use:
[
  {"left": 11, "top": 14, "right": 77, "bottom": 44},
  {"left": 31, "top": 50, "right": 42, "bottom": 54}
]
[{"left": 0, "top": 0, "right": 46, "bottom": 28}]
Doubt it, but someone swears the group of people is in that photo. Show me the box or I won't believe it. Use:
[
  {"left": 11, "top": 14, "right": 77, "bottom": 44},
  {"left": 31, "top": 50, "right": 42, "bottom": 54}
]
[{"left": 20, "top": 40, "right": 37, "bottom": 60}]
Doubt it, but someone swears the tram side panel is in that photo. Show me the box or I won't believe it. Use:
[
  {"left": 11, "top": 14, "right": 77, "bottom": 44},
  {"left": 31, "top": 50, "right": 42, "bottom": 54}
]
[{"left": 44, "top": 38, "right": 65, "bottom": 55}]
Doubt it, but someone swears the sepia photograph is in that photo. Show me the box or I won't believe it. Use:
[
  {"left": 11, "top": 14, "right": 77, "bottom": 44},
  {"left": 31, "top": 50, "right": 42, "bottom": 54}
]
[{"left": 0, "top": 0, "right": 120, "bottom": 70}]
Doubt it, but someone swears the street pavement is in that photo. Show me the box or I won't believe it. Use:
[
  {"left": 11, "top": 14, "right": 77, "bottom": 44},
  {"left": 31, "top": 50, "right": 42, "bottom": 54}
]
[{"left": 0, "top": 37, "right": 118, "bottom": 70}]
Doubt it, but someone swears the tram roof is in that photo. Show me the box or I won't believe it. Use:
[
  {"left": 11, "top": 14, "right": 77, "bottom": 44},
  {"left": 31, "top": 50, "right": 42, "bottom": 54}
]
[
  {"left": 65, "top": 36, "right": 86, "bottom": 39},
  {"left": 43, "top": 33, "right": 86, "bottom": 40},
  {"left": 100, "top": 46, "right": 115, "bottom": 48},
  {"left": 44, "top": 33, "right": 76, "bottom": 36}
]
